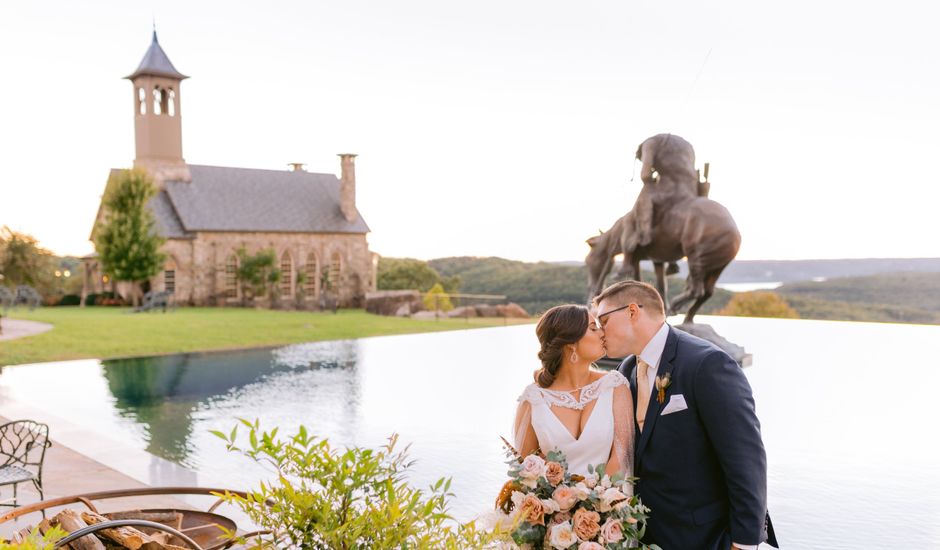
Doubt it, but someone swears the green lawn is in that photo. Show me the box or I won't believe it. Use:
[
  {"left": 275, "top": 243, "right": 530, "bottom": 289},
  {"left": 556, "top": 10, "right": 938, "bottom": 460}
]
[{"left": 0, "top": 307, "right": 533, "bottom": 366}]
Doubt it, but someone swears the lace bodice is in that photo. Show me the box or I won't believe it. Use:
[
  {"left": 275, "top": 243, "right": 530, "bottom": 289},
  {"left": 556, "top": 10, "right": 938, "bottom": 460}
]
[
  {"left": 518, "top": 370, "right": 630, "bottom": 410},
  {"left": 513, "top": 371, "right": 635, "bottom": 480}
]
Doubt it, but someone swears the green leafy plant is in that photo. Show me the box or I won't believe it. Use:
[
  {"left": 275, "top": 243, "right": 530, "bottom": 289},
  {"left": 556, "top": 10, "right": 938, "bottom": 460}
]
[
  {"left": 0, "top": 526, "right": 67, "bottom": 549},
  {"left": 211, "top": 419, "right": 497, "bottom": 549}
]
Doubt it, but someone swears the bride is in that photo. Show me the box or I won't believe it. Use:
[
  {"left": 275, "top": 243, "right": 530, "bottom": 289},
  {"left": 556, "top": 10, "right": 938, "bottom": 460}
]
[{"left": 512, "top": 304, "right": 635, "bottom": 480}]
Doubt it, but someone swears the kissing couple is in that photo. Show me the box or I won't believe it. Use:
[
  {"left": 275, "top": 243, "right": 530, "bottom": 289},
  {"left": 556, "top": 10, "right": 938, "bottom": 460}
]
[{"left": 512, "top": 280, "right": 778, "bottom": 549}]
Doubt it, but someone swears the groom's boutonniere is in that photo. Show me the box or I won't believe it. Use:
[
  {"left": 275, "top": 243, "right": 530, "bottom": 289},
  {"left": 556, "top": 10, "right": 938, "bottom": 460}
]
[{"left": 655, "top": 373, "right": 672, "bottom": 404}]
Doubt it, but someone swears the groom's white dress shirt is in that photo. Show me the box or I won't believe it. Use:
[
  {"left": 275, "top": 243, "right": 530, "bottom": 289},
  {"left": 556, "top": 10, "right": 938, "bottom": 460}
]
[{"left": 638, "top": 323, "right": 759, "bottom": 550}]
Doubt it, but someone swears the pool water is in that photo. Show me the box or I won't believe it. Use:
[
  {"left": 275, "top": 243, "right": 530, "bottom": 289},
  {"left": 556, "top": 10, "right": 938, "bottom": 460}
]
[{"left": 1, "top": 316, "right": 938, "bottom": 548}]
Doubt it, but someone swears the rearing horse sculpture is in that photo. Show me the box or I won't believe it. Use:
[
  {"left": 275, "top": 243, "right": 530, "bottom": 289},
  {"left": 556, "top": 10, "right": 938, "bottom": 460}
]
[
  {"left": 586, "top": 212, "right": 677, "bottom": 302},
  {"left": 587, "top": 134, "right": 740, "bottom": 324}
]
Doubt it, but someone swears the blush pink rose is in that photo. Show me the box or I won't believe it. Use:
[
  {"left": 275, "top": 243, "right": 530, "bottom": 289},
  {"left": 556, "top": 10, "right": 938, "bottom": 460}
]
[
  {"left": 578, "top": 543, "right": 605, "bottom": 550},
  {"left": 600, "top": 518, "right": 624, "bottom": 543},
  {"left": 552, "top": 485, "right": 579, "bottom": 511}
]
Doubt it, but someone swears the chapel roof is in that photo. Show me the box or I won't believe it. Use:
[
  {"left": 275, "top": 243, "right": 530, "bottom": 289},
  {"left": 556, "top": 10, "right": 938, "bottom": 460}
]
[{"left": 134, "top": 164, "right": 369, "bottom": 237}]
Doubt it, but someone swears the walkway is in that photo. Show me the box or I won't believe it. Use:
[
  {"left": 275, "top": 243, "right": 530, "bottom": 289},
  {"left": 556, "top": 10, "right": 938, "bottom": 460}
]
[{"left": 0, "top": 318, "right": 53, "bottom": 342}]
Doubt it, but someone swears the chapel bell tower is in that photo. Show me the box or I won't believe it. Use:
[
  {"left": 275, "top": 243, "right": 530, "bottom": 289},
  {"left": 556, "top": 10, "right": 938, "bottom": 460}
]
[{"left": 126, "top": 30, "right": 190, "bottom": 184}]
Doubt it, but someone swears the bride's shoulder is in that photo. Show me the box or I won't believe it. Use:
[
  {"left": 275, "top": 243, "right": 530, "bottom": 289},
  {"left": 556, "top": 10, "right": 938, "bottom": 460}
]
[
  {"left": 599, "top": 369, "right": 629, "bottom": 388},
  {"left": 517, "top": 383, "right": 545, "bottom": 405}
]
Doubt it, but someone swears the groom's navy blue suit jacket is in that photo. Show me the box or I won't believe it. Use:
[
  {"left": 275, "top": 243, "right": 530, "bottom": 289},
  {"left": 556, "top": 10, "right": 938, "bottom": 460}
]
[{"left": 618, "top": 326, "right": 777, "bottom": 550}]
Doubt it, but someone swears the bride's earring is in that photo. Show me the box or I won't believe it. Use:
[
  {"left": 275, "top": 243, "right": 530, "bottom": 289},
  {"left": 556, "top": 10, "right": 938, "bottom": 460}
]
[{"left": 570, "top": 349, "right": 579, "bottom": 363}]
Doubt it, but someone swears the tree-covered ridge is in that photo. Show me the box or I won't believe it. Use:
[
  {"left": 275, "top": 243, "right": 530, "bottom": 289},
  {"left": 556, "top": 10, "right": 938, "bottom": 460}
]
[
  {"left": 777, "top": 272, "right": 940, "bottom": 324},
  {"left": 428, "top": 256, "right": 734, "bottom": 315}
]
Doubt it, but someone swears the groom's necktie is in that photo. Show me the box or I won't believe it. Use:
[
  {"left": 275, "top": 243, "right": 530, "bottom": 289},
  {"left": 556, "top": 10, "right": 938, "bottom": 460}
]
[{"left": 636, "top": 358, "right": 650, "bottom": 432}]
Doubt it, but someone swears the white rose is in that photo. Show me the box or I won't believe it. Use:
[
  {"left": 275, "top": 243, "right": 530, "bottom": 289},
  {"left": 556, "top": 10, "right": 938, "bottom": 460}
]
[
  {"left": 599, "top": 475, "right": 612, "bottom": 489},
  {"left": 597, "top": 487, "right": 627, "bottom": 513},
  {"left": 541, "top": 498, "right": 561, "bottom": 514},
  {"left": 477, "top": 510, "right": 516, "bottom": 532},
  {"left": 582, "top": 474, "right": 598, "bottom": 489},
  {"left": 548, "top": 521, "right": 579, "bottom": 549},
  {"left": 572, "top": 482, "right": 591, "bottom": 501},
  {"left": 578, "top": 543, "right": 605, "bottom": 550},
  {"left": 520, "top": 455, "right": 546, "bottom": 478}
]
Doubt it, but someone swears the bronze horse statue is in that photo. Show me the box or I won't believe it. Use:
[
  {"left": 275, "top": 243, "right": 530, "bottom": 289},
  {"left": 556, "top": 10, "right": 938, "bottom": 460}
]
[
  {"left": 586, "top": 213, "right": 678, "bottom": 302},
  {"left": 587, "top": 134, "right": 741, "bottom": 324}
]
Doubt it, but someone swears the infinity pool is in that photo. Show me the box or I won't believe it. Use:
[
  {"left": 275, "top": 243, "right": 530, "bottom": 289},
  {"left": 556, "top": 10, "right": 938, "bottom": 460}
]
[{"left": 1, "top": 316, "right": 938, "bottom": 548}]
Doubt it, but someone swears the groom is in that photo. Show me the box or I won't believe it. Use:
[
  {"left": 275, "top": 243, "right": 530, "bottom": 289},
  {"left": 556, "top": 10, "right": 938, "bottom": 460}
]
[{"left": 594, "top": 281, "right": 777, "bottom": 549}]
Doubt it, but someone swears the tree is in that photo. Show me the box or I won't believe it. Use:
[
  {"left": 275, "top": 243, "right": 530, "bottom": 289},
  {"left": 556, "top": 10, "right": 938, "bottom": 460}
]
[
  {"left": 93, "top": 169, "right": 166, "bottom": 306},
  {"left": 236, "top": 248, "right": 280, "bottom": 306},
  {"left": 423, "top": 283, "right": 454, "bottom": 312},
  {"left": 0, "top": 227, "right": 55, "bottom": 291},
  {"left": 719, "top": 291, "right": 800, "bottom": 319},
  {"left": 377, "top": 257, "right": 442, "bottom": 292}
]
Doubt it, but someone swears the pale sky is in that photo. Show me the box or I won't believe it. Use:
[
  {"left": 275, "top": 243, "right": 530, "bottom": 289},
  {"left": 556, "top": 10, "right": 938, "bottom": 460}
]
[{"left": 2, "top": 1, "right": 938, "bottom": 262}]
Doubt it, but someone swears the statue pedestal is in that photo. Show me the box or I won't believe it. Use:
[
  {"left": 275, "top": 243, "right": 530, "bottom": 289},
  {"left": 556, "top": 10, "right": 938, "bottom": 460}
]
[{"left": 674, "top": 323, "right": 752, "bottom": 367}]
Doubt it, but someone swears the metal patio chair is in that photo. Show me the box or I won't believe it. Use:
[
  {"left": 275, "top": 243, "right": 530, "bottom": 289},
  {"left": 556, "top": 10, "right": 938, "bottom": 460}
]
[{"left": 0, "top": 420, "right": 51, "bottom": 507}]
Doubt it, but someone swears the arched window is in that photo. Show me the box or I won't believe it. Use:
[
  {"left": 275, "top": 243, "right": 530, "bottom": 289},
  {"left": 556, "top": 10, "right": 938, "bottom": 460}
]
[
  {"left": 168, "top": 89, "right": 176, "bottom": 117},
  {"left": 225, "top": 255, "right": 238, "bottom": 298},
  {"left": 328, "top": 252, "right": 342, "bottom": 291},
  {"left": 153, "top": 87, "right": 164, "bottom": 115},
  {"left": 164, "top": 259, "right": 177, "bottom": 294},
  {"left": 305, "top": 252, "right": 319, "bottom": 296},
  {"left": 138, "top": 87, "right": 146, "bottom": 115},
  {"left": 280, "top": 251, "right": 293, "bottom": 297}
]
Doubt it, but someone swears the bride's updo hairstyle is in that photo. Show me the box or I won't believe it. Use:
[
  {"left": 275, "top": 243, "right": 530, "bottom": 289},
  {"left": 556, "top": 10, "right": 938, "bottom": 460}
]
[{"left": 535, "top": 304, "right": 590, "bottom": 388}]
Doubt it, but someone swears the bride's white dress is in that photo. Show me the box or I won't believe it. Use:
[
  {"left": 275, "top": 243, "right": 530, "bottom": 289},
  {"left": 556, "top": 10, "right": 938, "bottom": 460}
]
[{"left": 513, "top": 370, "right": 635, "bottom": 479}]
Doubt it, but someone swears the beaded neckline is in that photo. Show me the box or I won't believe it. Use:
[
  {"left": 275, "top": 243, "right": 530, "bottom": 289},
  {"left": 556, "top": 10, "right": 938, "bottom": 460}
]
[{"left": 524, "top": 371, "right": 627, "bottom": 410}]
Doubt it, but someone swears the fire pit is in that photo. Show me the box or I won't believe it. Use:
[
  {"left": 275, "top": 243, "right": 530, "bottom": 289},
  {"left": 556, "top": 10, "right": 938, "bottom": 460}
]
[{"left": 0, "top": 487, "right": 264, "bottom": 549}]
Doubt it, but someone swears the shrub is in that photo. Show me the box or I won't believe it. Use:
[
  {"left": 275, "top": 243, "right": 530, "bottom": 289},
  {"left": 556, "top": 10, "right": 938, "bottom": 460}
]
[
  {"left": 423, "top": 283, "right": 454, "bottom": 312},
  {"left": 84, "top": 292, "right": 125, "bottom": 307},
  {"left": 211, "top": 420, "right": 496, "bottom": 549},
  {"left": 719, "top": 291, "right": 799, "bottom": 319},
  {"left": 56, "top": 294, "right": 81, "bottom": 306}
]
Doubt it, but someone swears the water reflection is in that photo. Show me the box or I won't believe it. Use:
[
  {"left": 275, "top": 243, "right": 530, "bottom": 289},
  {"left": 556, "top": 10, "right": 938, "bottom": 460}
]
[
  {"left": 99, "top": 342, "right": 361, "bottom": 467},
  {"left": 3, "top": 321, "right": 939, "bottom": 548}
]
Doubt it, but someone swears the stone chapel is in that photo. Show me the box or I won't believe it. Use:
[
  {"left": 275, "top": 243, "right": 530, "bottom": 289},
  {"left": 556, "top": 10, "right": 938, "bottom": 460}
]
[{"left": 83, "top": 31, "right": 376, "bottom": 307}]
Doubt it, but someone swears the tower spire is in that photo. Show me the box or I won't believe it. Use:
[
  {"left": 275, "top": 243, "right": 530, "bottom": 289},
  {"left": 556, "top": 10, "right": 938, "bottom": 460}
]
[{"left": 125, "top": 28, "right": 187, "bottom": 81}]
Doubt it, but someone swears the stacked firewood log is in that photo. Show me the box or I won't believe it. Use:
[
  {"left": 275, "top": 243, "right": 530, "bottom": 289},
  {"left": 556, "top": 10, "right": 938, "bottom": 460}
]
[{"left": 7, "top": 509, "right": 191, "bottom": 549}]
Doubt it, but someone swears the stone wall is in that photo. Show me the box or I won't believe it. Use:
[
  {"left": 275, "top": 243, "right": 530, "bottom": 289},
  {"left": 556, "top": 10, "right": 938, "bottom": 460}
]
[{"left": 150, "top": 231, "right": 375, "bottom": 307}]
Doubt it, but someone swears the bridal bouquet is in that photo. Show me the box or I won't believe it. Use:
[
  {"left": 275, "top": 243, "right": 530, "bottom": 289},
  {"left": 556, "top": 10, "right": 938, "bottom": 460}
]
[{"left": 490, "top": 446, "right": 660, "bottom": 550}]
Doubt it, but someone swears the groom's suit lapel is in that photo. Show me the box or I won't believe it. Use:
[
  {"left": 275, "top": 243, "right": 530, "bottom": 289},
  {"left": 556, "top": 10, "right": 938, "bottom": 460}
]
[{"left": 636, "top": 326, "right": 679, "bottom": 460}]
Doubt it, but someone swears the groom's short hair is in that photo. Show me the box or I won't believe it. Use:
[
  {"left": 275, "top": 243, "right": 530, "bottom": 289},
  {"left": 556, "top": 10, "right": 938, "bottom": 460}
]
[{"left": 593, "top": 280, "right": 665, "bottom": 317}]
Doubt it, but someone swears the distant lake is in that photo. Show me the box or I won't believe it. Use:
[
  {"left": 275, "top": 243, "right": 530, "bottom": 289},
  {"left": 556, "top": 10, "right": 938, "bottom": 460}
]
[
  {"left": 716, "top": 281, "right": 783, "bottom": 292},
  {"left": 1, "top": 316, "right": 938, "bottom": 548}
]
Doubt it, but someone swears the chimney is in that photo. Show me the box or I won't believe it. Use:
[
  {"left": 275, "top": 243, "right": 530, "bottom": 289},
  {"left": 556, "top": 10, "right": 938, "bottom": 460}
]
[
  {"left": 338, "top": 153, "right": 357, "bottom": 221},
  {"left": 288, "top": 162, "right": 306, "bottom": 172}
]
